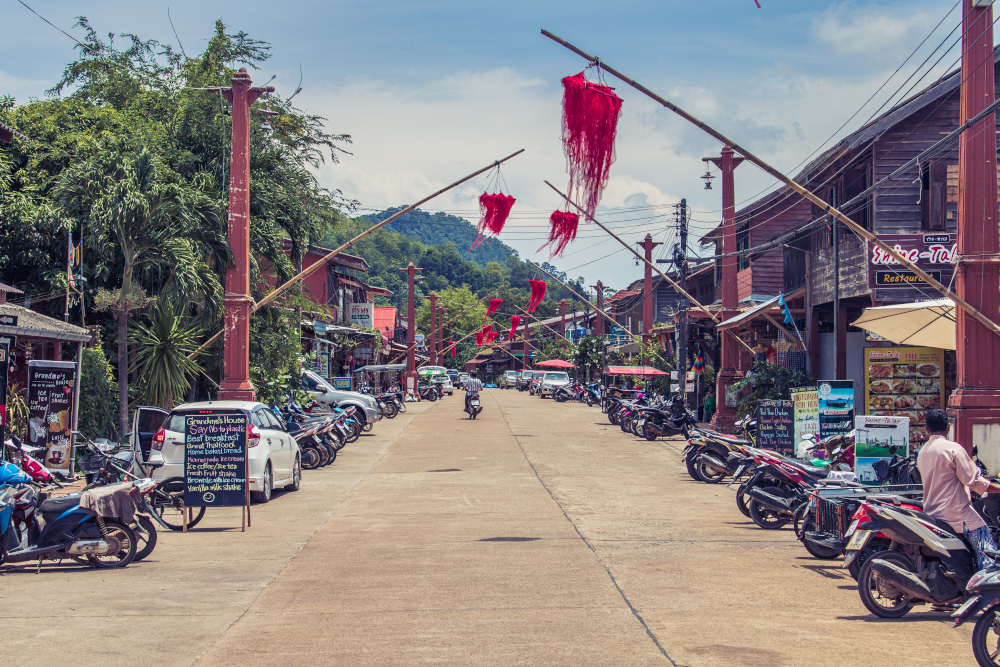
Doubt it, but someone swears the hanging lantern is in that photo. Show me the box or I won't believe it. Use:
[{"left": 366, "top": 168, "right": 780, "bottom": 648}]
[
  {"left": 541, "top": 210, "right": 580, "bottom": 257},
  {"left": 693, "top": 352, "right": 705, "bottom": 375},
  {"left": 508, "top": 315, "right": 521, "bottom": 341},
  {"left": 560, "top": 71, "right": 623, "bottom": 221},
  {"left": 471, "top": 193, "right": 516, "bottom": 250}
]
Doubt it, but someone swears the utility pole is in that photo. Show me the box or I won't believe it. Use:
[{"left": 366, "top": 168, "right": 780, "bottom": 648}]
[
  {"left": 560, "top": 299, "right": 567, "bottom": 339},
  {"left": 637, "top": 234, "right": 662, "bottom": 342},
  {"left": 400, "top": 263, "right": 422, "bottom": 397},
  {"left": 951, "top": 0, "right": 1000, "bottom": 454},
  {"left": 428, "top": 292, "right": 438, "bottom": 366},
  {"left": 437, "top": 306, "right": 446, "bottom": 366},
  {"left": 522, "top": 314, "right": 530, "bottom": 370},
  {"left": 217, "top": 69, "right": 274, "bottom": 401},
  {"left": 707, "top": 146, "right": 744, "bottom": 432},
  {"left": 676, "top": 198, "right": 689, "bottom": 404}
]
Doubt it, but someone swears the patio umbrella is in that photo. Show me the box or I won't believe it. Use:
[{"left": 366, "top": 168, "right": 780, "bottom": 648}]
[
  {"left": 535, "top": 359, "right": 577, "bottom": 368},
  {"left": 417, "top": 366, "right": 448, "bottom": 376},
  {"left": 851, "top": 299, "right": 955, "bottom": 350},
  {"left": 605, "top": 365, "right": 669, "bottom": 376}
]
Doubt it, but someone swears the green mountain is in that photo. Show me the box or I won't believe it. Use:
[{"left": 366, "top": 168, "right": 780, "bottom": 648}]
[{"left": 360, "top": 207, "right": 519, "bottom": 267}]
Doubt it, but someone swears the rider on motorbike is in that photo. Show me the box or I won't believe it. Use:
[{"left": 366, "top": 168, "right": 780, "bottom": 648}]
[
  {"left": 917, "top": 408, "right": 1000, "bottom": 570},
  {"left": 464, "top": 370, "right": 484, "bottom": 412}
]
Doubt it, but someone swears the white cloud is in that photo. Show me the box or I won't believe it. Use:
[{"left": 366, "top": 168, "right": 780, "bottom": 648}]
[
  {"left": 812, "top": 3, "right": 936, "bottom": 56},
  {"left": 0, "top": 69, "right": 52, "bottom": 103}
]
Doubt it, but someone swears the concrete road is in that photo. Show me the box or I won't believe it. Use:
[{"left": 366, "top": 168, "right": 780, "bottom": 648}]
[{"left": 1, "top": 390, "right": 977, "bottom": 666}]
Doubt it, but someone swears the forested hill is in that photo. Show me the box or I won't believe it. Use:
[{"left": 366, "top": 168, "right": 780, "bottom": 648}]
[{"left": 358, "top": 207, "right": 518, "bottom": 267}]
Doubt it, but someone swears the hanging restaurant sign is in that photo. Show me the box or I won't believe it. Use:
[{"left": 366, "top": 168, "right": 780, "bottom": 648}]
[{"left": 868, "top": 234, "right": 956, "bottom": 288}]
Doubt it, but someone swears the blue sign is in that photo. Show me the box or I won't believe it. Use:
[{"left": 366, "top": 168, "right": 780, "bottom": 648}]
[{"left": 329, "top": 377, "right": 352, "bottom": 390}]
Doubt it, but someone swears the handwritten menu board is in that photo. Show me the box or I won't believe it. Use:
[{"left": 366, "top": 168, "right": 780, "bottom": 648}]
[
  {"left": 865, "top": 346, "right": 944, "bottom": 448},
  {"left": 791, "top": 387, "right": 819, "bottom": 453},
  {"left": 26, "top": 360, "right": 77, "bottom": 472},
  {"left": 757, "top": 399, "right": 795, "bottom": 456},
  {"left": 184, "top": 412, "right": 248, "bottom": 508}
]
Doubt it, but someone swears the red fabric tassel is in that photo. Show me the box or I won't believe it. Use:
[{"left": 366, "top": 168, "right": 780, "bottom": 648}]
[
  {"left": 475, "top": 331, "right": 485, "bottom": 348},
  {"left": 526, "top": 279, "right": 547, "bottom": 313},
  {"left": 508, "top": 315, "right": 521, "bottom": 341},
  {"left": 471, "top": 193, "right": 516, "bottom": 250},
  {"left": 484, "top": 298, "right": 503, "bottom": 319},
  {"left": 540, "top": 210, "right": 580, "bottom": 257},
  {"left": 450, "top": 340, "right": 457, "bottom": 357},
  {"left": 561, "top": 72, "right": 623, "bottom": 221},
  {"left": 485, "top": 331, "right": 498, "bottom": 345}
]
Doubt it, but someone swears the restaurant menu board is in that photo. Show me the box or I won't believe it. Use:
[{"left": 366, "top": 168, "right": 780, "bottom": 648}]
[
  {"left": 864, "top": 346, "right": 944, "bottom": 447},
  {"left": 757, "top": 400, "right": 795, "bottom": 456},
  {"left": 818, "top": 380, "right": 854, "bottom": 439},
  {"left": 0, "top": 337, "right": 12, "bottom": 456},
  {"left": 26, "top": 360, "right": 77, "bottom": 471},
  {"left": 183, "top": 412, "right": 248, "bottom": 508},
  {"left": 855, "top": 415, "right": 910, "bottom": 485},
  {"left": 790, "top": 387, "right": 819, "bottom": 454}
]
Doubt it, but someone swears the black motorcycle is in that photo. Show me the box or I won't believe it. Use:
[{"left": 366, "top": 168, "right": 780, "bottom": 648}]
[{"left": 637, "top": 395, "right": 697, "bottom": 441}]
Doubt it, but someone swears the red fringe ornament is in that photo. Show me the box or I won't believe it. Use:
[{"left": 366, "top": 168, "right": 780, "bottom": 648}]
[
  {"left": 561, "top": 71, "right": 623, "bottom": 221},
  {"left": 527, "top": 279, "right": 548, "bottom": 313},
  {"left": 484, "top": 298, "right": 503, "bottom": 320},
  {"left": 540, "top": 210, "right": 580, "bottom": 257},
  {"left": 508, "top": 315, "right": 521, "bottom": 341},
  {"left": 470, "top": 193, "right": 516, "bottom": 250},
  {"left": 475, "top": 331, "right": 485, "bottom": 348},
  {"left": 449, "top": 341, "right": 457, "bottom": 358},
  {"left": 485, "top": 331, "right": 498, "bottom": 345}
]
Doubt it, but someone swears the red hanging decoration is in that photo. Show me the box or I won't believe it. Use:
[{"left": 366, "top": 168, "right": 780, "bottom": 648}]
[
  {"left": 561, "top": 71, "right": 623, "bottom": 221},
  {"left": 470, "top": 193, "right": 516, "bottom": 250},
  {"left": 485, "top": 330, "right": 498, "bottom": 345},
  {"left": 484, "top": 298, "right": 503, "bottom": 320},
  {"left": 475, "top": 331, "right": 485, "bottom": 348},
  {"left": 526, "top": 279, "right": 547, "bottom": 313},
  {"left": 540, "top": 210, "right": 580, "bottom": 257},
  {"left": 508, "top": 315, "right": 521, "bottom": 341},
  {"left": 450, "top": 341, "right": 457, "bottom": 357}
]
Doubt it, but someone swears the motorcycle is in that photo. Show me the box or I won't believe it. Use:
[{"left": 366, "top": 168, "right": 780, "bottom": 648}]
[
  {"left": 418, "top": 384, "right": 439, "bottom": 402},
  {"left": 637, "top": 395, "right": 698, "bottom": 442},
  {"left": 952, "top": 535, "right": 1000, "bottom": 666},
  {"left": 465, "top": 391, "right": 482, "bottom": 420}
]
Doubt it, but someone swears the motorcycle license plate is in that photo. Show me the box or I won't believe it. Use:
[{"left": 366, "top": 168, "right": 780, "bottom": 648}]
[
  {"left": 842, "top": 530, "right": 872, "bottom": 569},
  {"left": 953, "top": 595, "right": 981, "bottom": 619},
  {"left": 471, "top": 400, "right": 480, "bottom": 407},
  {"left": 638, "top": 420, "right": 646, "bottom": 428},
  {"left": 728, "top": 464, "right": 747, "bottom": 486}
]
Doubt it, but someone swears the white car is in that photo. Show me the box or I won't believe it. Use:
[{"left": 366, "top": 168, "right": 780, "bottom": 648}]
[
  {"left": 538, "top": 371, "right": 572, "bottom": 399},
  {"left": 431, "top": 376, "right": 454, "bottom": 395},
  {"left": 129, "top": 402, "right": 301, "bottom": 504}
]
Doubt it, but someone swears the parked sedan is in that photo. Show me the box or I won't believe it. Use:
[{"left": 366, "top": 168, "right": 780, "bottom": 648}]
[
  {"left": 538, "top": 371, "right": 571, "bottom": 399},
  {"left": 457, "top": 373, "right": 470, "bottom": 389},
  {"left": 431, "top": 375, "right": 454, "bottom": 395},
  {"left": 498, "top": 370, "right": 519, "bottom": 389},
  {"left": 130, "top": 401, "right": 301, "bottom": 504}
]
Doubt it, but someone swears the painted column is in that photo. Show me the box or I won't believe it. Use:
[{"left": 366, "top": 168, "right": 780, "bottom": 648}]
[
  {"left": 428, "top": 292, "right": 437, "bottom": 366},
  {"left": 639, "top": 234, "right": 661, "bottom": 341},
  {"left": 402, "top": 263, "right": 421, "bottom": 396},
  {"left": 437, "top": 306, "right": 446, "bottom": 366}
]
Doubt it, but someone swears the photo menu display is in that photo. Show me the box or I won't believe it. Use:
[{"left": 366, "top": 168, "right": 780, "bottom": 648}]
[
  {"left": 865, "top": 347, "right": 944, "bottom": 447},
  {"left": 183, "top": 411, "right": 248, "bottom": 508}
]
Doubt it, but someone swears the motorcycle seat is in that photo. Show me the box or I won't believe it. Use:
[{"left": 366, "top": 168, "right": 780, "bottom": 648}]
[{"left": 39, "top": 495, "right": 81, "bottom": 516}]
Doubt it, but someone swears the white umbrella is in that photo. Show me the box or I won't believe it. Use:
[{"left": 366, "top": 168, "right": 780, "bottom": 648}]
[{"left": 851, "top": 298, "right": 955, "bottom": 350}]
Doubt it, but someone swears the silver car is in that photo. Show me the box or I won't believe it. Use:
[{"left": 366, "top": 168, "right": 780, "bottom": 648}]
[
  {"left": 301, "top": 370, "right": 380, "bottom": 427},
  {"left": 538, "top": 371, "right": 571, "bottom": 399}
]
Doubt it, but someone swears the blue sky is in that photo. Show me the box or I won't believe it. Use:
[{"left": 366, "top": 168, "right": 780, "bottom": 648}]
[{"left": 1, "top": 0, "right": 969, "bottom": 290}]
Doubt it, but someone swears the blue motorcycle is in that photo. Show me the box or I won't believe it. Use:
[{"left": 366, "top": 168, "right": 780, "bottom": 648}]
[{"left": 0, "top": 461, "right": 138, "bottom": 570}]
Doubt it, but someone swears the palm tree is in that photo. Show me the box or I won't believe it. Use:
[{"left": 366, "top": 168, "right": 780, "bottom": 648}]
[
  {"left": 131, "top": 300, "right": 203, "bottom": 409},
  {"left": 55, "top": 149, "right": 228, "bottom": 435}
]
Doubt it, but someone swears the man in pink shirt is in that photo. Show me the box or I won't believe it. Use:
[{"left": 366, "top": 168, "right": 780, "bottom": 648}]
[{"left": 917, "top": 409, "right": 1000, "bottom": 570}]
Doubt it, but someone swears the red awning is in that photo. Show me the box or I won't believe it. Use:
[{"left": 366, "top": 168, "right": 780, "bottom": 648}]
[
  {"left": 536, "top": 359, "right": 577, "bottom": 368},
  {"left": 605, "top": 365, "right": 668, "bottom": 376}
]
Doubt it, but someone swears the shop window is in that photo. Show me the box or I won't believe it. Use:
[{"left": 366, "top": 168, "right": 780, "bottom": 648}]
[{"left": 921, "top": 161, "right": 947, "bottom": 231}]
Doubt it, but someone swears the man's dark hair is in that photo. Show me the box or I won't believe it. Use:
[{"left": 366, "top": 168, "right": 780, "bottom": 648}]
[{"left": 926, "top": 409, "right": 949, "bottom": 434}]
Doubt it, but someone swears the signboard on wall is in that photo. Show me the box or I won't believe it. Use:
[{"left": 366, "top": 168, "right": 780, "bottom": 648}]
[
  {"left": 757, "top": 399, "right": 795, "bottom": 456},
  {"left": 791, "top": 386, "right": 819, "bottom": 450},
  {"left": 864, "top": 346, "right": 944, "bottom": 446},
  {"left": 818, "top": 380, "right": 854, "bottom": 439},
  {"left": 329, "top": 377, "right": 352, "bottom": 390},
  {"left": 0, "top": 336, "right": 13, "bottom": 454},
  {"left": 349, "top": 302, "right": 375, "bottom": 329},
  {"left": 855, "top": 415, "right": 910, "bottom": 485},
  {"left": 868, "top": 234, "right": 955, "bottom": 289},
  {"left": 26, "top": 360, "right": 77, "bottom": 471},
  {"left": 355, "top": 347, "right": 373, "bottom": 361}
]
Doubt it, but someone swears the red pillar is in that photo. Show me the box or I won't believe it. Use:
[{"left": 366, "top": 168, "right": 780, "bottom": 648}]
[
  {"left": 428, "top": 292, "right": 437, "bottom": 366},
  {"left": 218, "top": 69, "right": 270, "bottom": 401},
  {"left": 950, "top": 0, "right": 1000, "bottom": 454},
  {"left": 522, "top": 315, "right": 529, "bottom": 370},
  {"left": 709, "top": 146, "right": 744, "bottom": 433},
  {"left": 401, "top": 263, "right": 422, "bottom": 396},
  {"left": 437, "top": 306, "right": 446, "bottom": 365},
  {"left": 638, "top": 234, "right": 662, "bottom": 341}
]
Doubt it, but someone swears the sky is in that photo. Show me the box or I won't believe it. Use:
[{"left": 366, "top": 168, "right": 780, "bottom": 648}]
[{"left": 0, "top": 0, "right": 975, "bottom": 292}]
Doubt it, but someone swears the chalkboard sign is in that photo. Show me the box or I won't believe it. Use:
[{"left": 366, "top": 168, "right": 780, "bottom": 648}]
[
  {"left": 183, "top": 411, "right": 248, "bottom": 508},
  {"left": 757, "top": 399, "right": 795, "bottom": 456}
]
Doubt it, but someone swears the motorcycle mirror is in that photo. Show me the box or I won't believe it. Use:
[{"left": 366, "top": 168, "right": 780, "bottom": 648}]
[{"left": 973, "top": 445, "right": 979, "bottom": 456}]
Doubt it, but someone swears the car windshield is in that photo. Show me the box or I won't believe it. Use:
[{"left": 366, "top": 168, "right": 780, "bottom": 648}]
[{"left": 544, "top": 372, "right": 569, "bottom": 381}]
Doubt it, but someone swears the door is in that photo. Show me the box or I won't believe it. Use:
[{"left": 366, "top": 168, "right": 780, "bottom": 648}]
[{"left": 132, "top": 407, "right": 169, "bottom": 465}]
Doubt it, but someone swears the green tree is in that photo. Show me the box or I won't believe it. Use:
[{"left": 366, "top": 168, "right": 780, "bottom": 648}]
[
  {"left": 416, "top": 285, "right": 487, "bottom": 339},
  {"left": 731, "top": 361, "right": 812, "bottom": 420},
  {"left": 130, "top": 301, "right": 203, "bottom": 409},
  {"left": 78, "top": 347, "right": 119, "bottom": 440}
]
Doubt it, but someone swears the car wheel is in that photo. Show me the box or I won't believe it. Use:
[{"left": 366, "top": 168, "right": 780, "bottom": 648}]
[
  {"left": 252, "top": 463, "right": 273, "bottom": 504},
  {"left": 285, "top": 457, "right": 301, "bottom": 492}
]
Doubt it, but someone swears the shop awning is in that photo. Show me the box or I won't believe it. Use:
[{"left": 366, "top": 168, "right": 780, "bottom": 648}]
[
  {"left": 716, "top": 296, "right": 781, "bottom": 331},
  {"left": 605, "top": 365, "right": 668, "bottom": 376},
  {"left": 852, "top": 299, "right": 955, "bottom": 350},
  {"left": 354, "top": 363, "right": 406, "bottom": 373},
  {"left": 536, "top": 359, "right": 577, "bottom": 368}
]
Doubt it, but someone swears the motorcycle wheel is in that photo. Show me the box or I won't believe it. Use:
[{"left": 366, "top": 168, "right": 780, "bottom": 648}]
[
  {"left": 695, "top": 455, "right": 727, "bottom": 484},
  {"left": 472, "top": 410, "right": 477, "bottom": 420},
  {"left": 313, "top": 443, "right": 330, "bottom": 466},
  {"left": 798, "top": 516, "right": 841, "bottom": 560},
  {"left": 346, "top": 423, "right": 361, "bottom": 444},
  {"left": 319, "top": 442, "right": 337, "bottom": 466},
  {"left": 972, "top": 606, "right": 1000, "bottom": 667},
  {"left": 685, "top": 455, "right": 702, "bottom": 482},
  {"left": 427, "top": 392, "right": 437, "bottom": 402},
  {"left": 609, "top": 409, "right": 620, "bottom": 425},
  {"left": 847, "top": 538, "right": 890, "bottom": 581},
  {"left": 630, "top": 419, "right": 641, "bottom": 437},
  {"left": 554, "top": 393, "right": 566, "bottom": 403},
  {"left": 398, "top": 401, "right": 407, "bottom": 413},
  {"left": 87, "top": 519, "right": 137, "bottom": 569},
  {"left": 301, "top": 446, "right": 322, "bottom": 470},
  {"left": 383, "top": 402, "right": 398, "bottom": 419},
  {"left": 152, "top": 478, "right": 206, "bottom": 531},
  {"left": 642, "top": 423, "right": 658, "bottom": 441},
  {"left": 586, "top": 395, "right": 594, "bottom": 407},
  {"left": 748, "top": 486, "right": 792, "bottom": 529},
  {"left": 857, "top": 549, "right": 915, "bottom": 618},
  {"left": 133, "top": 514, "right": 158, "bottom": 562},
  {"left": 735, "top": 485, "right": 752, "bottom": 517}
]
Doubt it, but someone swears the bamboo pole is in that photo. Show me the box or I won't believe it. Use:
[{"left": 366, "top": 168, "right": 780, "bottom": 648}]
[
  {"left": 510, "top": 303, "right": 572, "bottom": 342},
  {"left": 540, "top": 30, "right": 1000, "bottom": 338},
  {"left": 388, "top": 285, "right": 503, "bottom": 365},
  {"left": 188, "top": 148, "right": 526, "bottom": 359}
]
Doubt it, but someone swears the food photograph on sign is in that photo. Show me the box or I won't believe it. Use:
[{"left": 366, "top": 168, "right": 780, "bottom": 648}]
[
  {"left": 854, "top": 415, "right": 910, "bottom": 485},
  {"left": 865, "top": 347, "right": 944, "bottom": 446}
]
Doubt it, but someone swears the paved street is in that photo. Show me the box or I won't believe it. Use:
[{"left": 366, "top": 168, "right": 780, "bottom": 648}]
[{"left": 1, "top": 389, "right": 978, "bottom": 666}]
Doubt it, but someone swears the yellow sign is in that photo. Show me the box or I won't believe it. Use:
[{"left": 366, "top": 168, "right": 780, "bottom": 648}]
[{"left": 864, "top": 346, "right": 945, "bottom": 447}]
